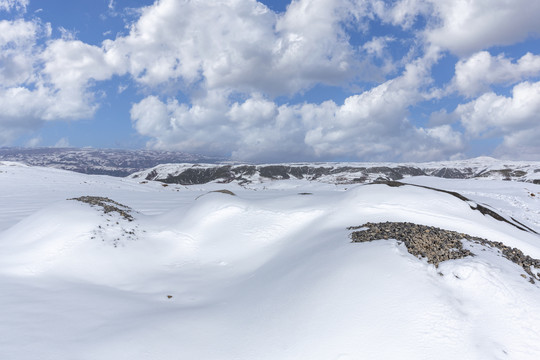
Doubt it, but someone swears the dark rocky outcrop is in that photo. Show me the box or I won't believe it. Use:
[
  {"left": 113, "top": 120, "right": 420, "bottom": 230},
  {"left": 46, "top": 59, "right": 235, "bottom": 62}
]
[
  {"left": 162, "top": 166, "right": 236, "bottom": 185},
  {"left": 429, "top": 167, "right": 472, "bottom": 179},
  {"left": 137, "top": 162, "right": 540, "bottom": 186},
  {"left": 69, "top": 196, "right": 134, "bottom": 221},
  {"left": 349, "top": 222, "right": 540, "bottom": 283}
]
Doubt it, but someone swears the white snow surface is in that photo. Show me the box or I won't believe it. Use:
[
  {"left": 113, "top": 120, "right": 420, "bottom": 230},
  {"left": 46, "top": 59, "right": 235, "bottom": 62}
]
[{"left": 1, "top": 162, "right": 540, "bottom": 359}]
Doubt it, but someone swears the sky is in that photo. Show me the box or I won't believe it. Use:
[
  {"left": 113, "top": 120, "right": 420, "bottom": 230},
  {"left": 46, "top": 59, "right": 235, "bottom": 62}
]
[{"left": 1, "top": 0, "right": 540, "bottom": 163}]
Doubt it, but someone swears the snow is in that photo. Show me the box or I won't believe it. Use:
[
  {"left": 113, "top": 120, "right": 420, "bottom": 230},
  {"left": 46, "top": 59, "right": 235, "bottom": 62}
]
[
  {"left": 1, "top": 162, "right": 540, "bottom": 359},
  {"left": 131, "top": 156, "right": 540, "bottom": 185}
]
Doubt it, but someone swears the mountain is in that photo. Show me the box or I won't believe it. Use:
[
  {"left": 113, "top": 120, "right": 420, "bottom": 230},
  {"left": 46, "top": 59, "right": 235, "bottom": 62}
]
[
  {"left": 1, "top": 161, "right": 540, "bottom": 359},
  {"left": 131, "top": 157, "right": 540, "bottom": 185},
  {"left": 0, "top": 147, "right": 224, "bottom": 176}
]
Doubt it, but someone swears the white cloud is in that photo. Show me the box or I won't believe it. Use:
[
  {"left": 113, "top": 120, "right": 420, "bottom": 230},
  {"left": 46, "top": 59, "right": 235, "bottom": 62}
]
[
  {"left": 121, "top": 0, "right": 466, "bottom": 162},
  {"left": 456, "top": 81, "right": 540, "bottom": 137},
  {"left": 452, "top": 51, "right": 540, "bottom": 97},
  {"left": 131, "top": 57, "right": 465, "bottom": 162},
  {"left": 25, "top": 136, "right": 42, "bottom": 147},
  {"left": 0, "top": 0, "right": 28, "bottom": 12},
  {"left": 41, "top": 39, "right": 120, "bottom": 89},
  {"left": 374, "top": 0, "right": 540, "bottom": 56},
  {"left": 425, "top": 0, "right": 540, "bottom": 56},
  {"left": 494, "top": 127, "right": 540, "bottom": 160},
  {"left": 455, "top": 81, "right": 540, "bottom": 158},
  {"left": 2, "top": 0, "right": 537, "bottom": 161},
  {"left": 0, "top": 19, "right": 109, "bottom": 145},
  {"left": 54, "top": 137, "right": 70, "bottom": 148},
  {"left": 372, "top": 0, "right": 430, "bottom": 29},
  {"left": 0, "top": 19, "right": 37, "bottom": 86},
  {"left": 104, "top": 0, "right": 379, "bottom": 96},
  {"left": 363, "top": 36, "right": 394, "bottom": 58}
]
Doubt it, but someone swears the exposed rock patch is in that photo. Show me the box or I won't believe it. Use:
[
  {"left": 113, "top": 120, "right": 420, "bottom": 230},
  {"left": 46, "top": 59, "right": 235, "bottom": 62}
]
[
  {"left": 69, "top": 196, "right": 134, "bottom": 221},
  {"left": 349, "top": 222, "right": 540, "bottom": 283},
  {"left": 69, "top": 196, "right": 139, "bottom": 247},
  {"left": 195, "top": 189, "right": 237, "bottom": 200},
  {"left": 133, "top": 160, "right": 540, "bottom": 185},
  {"left": 209, "top": 189, "right": 236, "bottom": 196}
]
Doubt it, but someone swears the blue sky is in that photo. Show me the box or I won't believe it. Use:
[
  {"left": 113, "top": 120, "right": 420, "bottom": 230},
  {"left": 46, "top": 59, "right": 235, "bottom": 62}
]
[{"left": 1, "top": 0, "right": 540, "bottom": 162}]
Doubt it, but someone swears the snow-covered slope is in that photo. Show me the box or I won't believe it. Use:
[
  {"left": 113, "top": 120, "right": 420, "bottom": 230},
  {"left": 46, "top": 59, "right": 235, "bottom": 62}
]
[
  {"left": 0, "top": 147, "right": 224, "bottom": 176},
  {"left": 1, "top": 161, "right": 540, "bottom": 359},
  {"left": 131, "top": 157, "right": 540, "bottom": 185}
]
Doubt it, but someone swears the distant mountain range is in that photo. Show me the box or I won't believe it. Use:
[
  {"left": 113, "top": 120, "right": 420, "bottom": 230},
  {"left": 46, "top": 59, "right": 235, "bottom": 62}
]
[
  {"left": 2, "top": 148, "right": 539, "bottom": 185},
  {"left": 0, "top": 147, "right": 225, "bottom": 176},
  {"left": 131, "top": 157, "right": 540, "bottom": 185}
]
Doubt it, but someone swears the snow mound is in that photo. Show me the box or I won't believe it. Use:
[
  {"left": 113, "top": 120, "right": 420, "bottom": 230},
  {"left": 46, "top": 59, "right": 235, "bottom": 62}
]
[
  {"left": 1, "top": 175, "right": 540, "bottom": 359},
  {"left": 0, "top": 199, "right": 142, "bottom": 284}
]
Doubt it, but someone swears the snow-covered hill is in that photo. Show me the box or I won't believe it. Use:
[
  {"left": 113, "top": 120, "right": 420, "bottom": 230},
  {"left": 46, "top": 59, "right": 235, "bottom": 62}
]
[
  {"left": 0, "top": 147, "right": 224, "bottom": 176},
  {"left": 1, "top": 161, "right": 540, "bottom": 359},
  {"left": 131, "top": 157, "right": 540, "bottom": 185}
]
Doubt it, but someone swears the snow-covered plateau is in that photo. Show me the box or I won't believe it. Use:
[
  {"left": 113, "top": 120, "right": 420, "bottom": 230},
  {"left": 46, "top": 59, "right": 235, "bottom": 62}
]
[
  {"left": 1, "top": 160, "right": 540, "bottom": 359},
  {"left": 132, "top": 157, "right": 540, "bottom": 185}
]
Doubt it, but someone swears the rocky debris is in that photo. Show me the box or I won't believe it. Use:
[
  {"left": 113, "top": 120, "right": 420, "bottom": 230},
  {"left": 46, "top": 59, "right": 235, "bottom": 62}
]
[
  {"left": 92, "top": 222, "right": 138, "bottom": 248},
  {"left": 349, "top": 222, "right": 540, "bottom": 283},
  {"left": 349, "top": 222, "right": 475, "bottom": 266},
  {"left": 371, "top": 181, "right": 538, "bottom": 235},
  {"left": 69, "top": 196, "right": 140, "bottom": 247},
  {"left": 69, "top": 196, "right": 134, "bottom": 221}
]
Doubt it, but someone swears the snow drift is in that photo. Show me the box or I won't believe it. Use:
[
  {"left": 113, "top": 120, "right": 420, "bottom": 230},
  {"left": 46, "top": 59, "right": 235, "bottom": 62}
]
[{"left": 1, "top": 162, "right": 540, "bottom": 359}]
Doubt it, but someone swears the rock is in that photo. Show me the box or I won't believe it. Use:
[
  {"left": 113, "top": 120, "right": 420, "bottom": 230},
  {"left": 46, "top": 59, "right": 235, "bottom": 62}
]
[{"left": 349, "top": 221, "right": 540, "bottom": 283}]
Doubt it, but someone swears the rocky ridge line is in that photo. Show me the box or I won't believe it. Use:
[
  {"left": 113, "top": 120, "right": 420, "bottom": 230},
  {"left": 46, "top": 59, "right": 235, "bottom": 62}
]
[{"left": 134, "top": 160, "right": 540, "bottom": 185}]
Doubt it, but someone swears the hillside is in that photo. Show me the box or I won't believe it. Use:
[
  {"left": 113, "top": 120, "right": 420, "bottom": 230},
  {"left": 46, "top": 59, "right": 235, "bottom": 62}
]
[
  {"left": 0, "top": 147, "right": 224, "bottom": 176},
  {"left": 1, "top": 161, "right": 540, "bottom": 359},
  {"left": 131, "top": 157, "right": 540, "bottom": 185}
]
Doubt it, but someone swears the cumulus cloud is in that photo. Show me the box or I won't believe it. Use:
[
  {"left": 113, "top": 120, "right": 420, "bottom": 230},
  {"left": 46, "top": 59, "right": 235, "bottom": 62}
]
[
  {"left": 0, "top": 19, "right": 37, "bottom": 86},
  {"left": 455, "top": 81, "right": 540, "bottom": 159},
  {"left": 2, "top": 0, "right": 539, "bottom": 160},
  {"left": 494, "top": 127, "right": 540, "bottom": 160},
  {"left": 54, "top": 137, "right": 70, "bottom": 148},
  {"left": 123, "top": 0, "right": 466, "bottom": 162},
  {"left": 105, "top": 0, "right": 380, "bottom": 95},
  {"left": 0, "top": 0, "right": 28, "bottom": 12},
  {"left": 371, "top": 0, "right": 431, "bottom": 29},
  {"left": 452, "top": 51, "right": 540, "bottom": 97},
  {"left": 0, "top": 19, "right": 111, "bottom": 145},
  {"left": 375, "top": 0, "right": 540, "bottom": 56},
  {"left": 131, "top": 57, "right": 465, "bottom": 162},
  {"left": 41, "top": 39, "right": 120, "bottom": 89},
  {"left": 425, "top": 0, "right": 540, "bottom": 56},
  {"left": 456, "top": 81, "right": 540, "bottom": 137}
]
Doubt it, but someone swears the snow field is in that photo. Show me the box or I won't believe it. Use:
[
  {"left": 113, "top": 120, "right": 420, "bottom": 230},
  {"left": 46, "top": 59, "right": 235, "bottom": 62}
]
[{"left": 1, "top": 162, "right": 540, "bottom": 359}]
